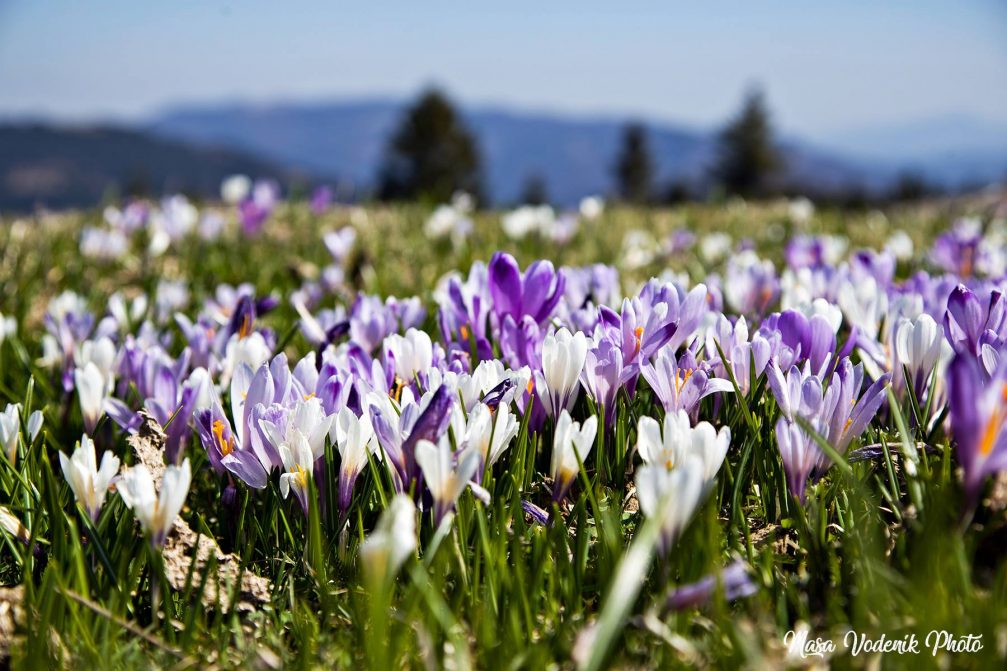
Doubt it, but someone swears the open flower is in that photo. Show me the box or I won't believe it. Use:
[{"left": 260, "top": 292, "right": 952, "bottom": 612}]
[
  {"left": 464, "top": 403, "right": 519, "bottom": 473},
  {"left": 550, "top": 410, "right": 598, "bottom": 502},
  {"left": 636, "top": 410, "right": 730, "bottom": 486},
  {"left": 118, "top": 459, "right": 192, "bottom": 548},
  {"left": 59, "top": 434, "right": 120, "bottom": 522}
]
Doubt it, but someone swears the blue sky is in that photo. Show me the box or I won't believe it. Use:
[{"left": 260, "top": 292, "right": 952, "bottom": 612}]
[{"left": 1, "top": 1, "right": 1005, "bottom": 140}]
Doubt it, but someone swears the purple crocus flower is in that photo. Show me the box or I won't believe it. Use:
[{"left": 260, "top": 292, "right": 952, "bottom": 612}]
[
  {"left": 194, "top": 402, "right": 269, "bottom": 489},
  {"left": 948, "top": 351, "right": 1007, "bottom": 508},
  {"left": 437, "top": 262, "right": 494, "bottom": 360},
  {"left": 665, "top": 560, "right": 757, "bottom": 611},
  {"left": 944, "top": 284, "right": 1006, "bottom": 357},
  {"left": 488, "top": 252, "right": 566, "bottom": 327},
  {"left": 580, "top": 336, "right": 626, "bottom": 424},
  {"left": 310, "top": 185, "right": 333, "bottom": 215},
  {"left": 705, "top": 315, "right": 772, "bottom": 396},
  {"left": 760, "top": 309, "right": 838, "bottom": 374},
  {"left": 370, "top": 384, "right": 454, "bottom": 494},
  {"left": 769, "top": 358, "right": 890, "bottom": 501},
  {"left": 930, "top": 219, "right": 982, "bottom": 278},
  {"left": 724, "top": 252, "right": 779, "bottom": 317},
  {"left": 775, "top": 416, "right": 825, "bottom": 503},
  {"left": 640, "top": 347, "right": 733, "bottom": 424},
  {"left": 237, "top": 179, "right": 279, "bottom": 235}
]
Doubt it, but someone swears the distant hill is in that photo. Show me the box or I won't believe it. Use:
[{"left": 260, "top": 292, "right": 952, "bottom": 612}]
[
  {"left": 149, "top": 99, "right": 900, "bottom": 204},
  {"left": 3, "top": 101, "right": 1003, "bottom": 211},
  {"left": 0, "top": 124, "right": 303, "bottom": 211}
]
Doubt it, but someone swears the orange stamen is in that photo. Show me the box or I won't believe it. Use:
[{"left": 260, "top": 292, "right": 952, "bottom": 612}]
[{"left": 212, "top": 419, "right": 234, "bottom": 456}]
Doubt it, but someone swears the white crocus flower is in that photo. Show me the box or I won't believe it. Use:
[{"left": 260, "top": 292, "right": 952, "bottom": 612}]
[
  {"left": 537, "top": 328, "right": 589, "bottom": 417},
  {"left": 262, "top": 396, "right": 332, "bottom": 462},
  {"left": 75, "top": 361, "right": 109, "bottom": 434},
  {"left": 0, "top": 311, "right": 16, "bottom": 343},
  {"left": 278, "top": 431, "right": 315, "bottom": 515},
  {"left": 0, "top": 404, "right": 21, "bottom": 463},
  {"left": 466, "top": 403, "right": 519, "bottom": 468},
  {"left": 26, "top": 410, "right": 43, "bottom": 443},
  {"left": 635, "top": 455, "right": 706, "bottom": 553},
  {"left": 118, "top": 459, "right": 192, "bottom": 547},
  {"left": 637, "top": 410, "right": 730, "bottom": 487},
  {"left": 331, "top": 407, "right": 380, "bottom": 511},
  {"left": 76, "top": 337, "right": 118, "bottom": 385},
  {"left": 221, "top": 174, "right": 252, "bottom": 204},
  {"left": 894, "top": 314, "right": 950, "bottom": 393},
  {"left": 416, "top": 438, "right": 480, "bottom": 524},
  {"left": 550, "top": 410, "right": 598, "bottom": 501},
  {"left": 59, "top": 434, "right": 120, "bottom": 522},
  {"left": 360, "top": 494, "right": 417, "bottom": 587},
  {"left": 384, "top": 328, "right": 433, "bottom": 383},
  {"left": 221, "top": 332, "right": 271, "bottom": 386}
]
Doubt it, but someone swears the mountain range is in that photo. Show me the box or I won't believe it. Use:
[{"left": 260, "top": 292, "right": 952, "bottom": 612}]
[{"left": 1, "top": 98, "right": 1005, "bottom": 211}]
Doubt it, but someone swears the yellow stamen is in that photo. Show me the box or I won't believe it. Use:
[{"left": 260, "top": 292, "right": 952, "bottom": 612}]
[
  {"left": 304, "top": 392, "right": 316, "bottom": 401},
  {"left": 526, "top": 378, "right": 535, "bottom": 394},
  {"left": 293, "top": 464, "right": 308, "bottom": 489},
  {"left": 978, "top": 384, "right": 1007, "bottom": 456},
  {"left": 460, "top": 324, "right": 470, "bottom": 341},
  {"left": 212, "top": 419, "right": 234, "bottom": 456}
]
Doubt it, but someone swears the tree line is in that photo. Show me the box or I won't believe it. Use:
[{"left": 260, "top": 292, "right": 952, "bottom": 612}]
[{"left": 375, "top": 88, "right": 942, "bottom": 207}]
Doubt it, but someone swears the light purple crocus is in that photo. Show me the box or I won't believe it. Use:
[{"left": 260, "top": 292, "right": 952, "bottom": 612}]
[
  {"left": 641, "top": 347, "right": 733, "bottom": 423},
  {"left": 665, "top": 560, "right": 757, "bottom": 611},
  {"left": 948, "top": 351, "right": 1007, "bottom": 508},
  {"left": 310, "top": 185, "right": 333, "bottom": 215},
  {"left": 194, "top": 402, "right": 269, "bottom": 489}
]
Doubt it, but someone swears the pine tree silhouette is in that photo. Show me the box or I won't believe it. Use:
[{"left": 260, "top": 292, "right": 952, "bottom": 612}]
[
  {"left": 613, "top": 123, "right": 654, "bottom": 204},
  {"left": 378, "top": 89, "right": 483, "bottom": 203},
  {"left": 713, "top": 88, "right": 781, "bottom": 197}
]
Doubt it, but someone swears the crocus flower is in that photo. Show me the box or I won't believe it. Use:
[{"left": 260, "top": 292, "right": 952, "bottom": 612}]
[
  {"left": 118, "top": 459, "right": 192, "bottom": 548},
  {"left": 580, "top": 336, "right": 625, "bottom": 424},
  {"left": 550, "top": 410, "right": 598, "bottom": 502},
  {"left": 948, "top": 352, "right": 1007, "bottom": 508},
  {"left": 665, "top": 560, "right": 757, "bottom": 611},
  {"left": 635, "top": 455, "right": 706, "bottom": 554},
  {"left": 775, "top": 416, "right": 826, "bottom": 503},
  {"left": 75, "top": 361, "right": 110, "bottom": 434},
  {"left": 463, "top": 403, "right": 519, "bottom": 474},
  {"left": 894, "top": 314, "right": 947, "bottom": 399},
  {"left": 636, "top": 410, "right": 730, "bottom": 486},
  {"left": 944, "top": 284, "right": 1006, "bottom": 357},
  {"left": 536, "top": 329, "right": 589, "bottom": 418},
  {"left": 279, "top": 430, "right": 315, "bottom": 516},
  {"left": 59, "top": 434, "right": 120, "bottom": 522},
  {"left": 488, "top": 252, "right": 565, "bottom": 327},
  {"left": 0, "top": 404, "right": 20, "bottom": 463},
  {"left": 194, "top": 401, "right": 269, "bottom": 489},
  {"left": 331, "top": 407, "right": 380, "bottom": 514},
  {"left": 384, "top": 328, "right": 434, "bottom": 385},
  {"left": 416, "top": 439, "right": 480, "bottom": 525},
  {"left": 310, "top": 185, "right": 333, "bottom": 215},
  {"left": 641, "top": 347, "right": 733, "bottom": 422},
  {"left": 360, "top": 494, "right": 417, "bottom": 588}
]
